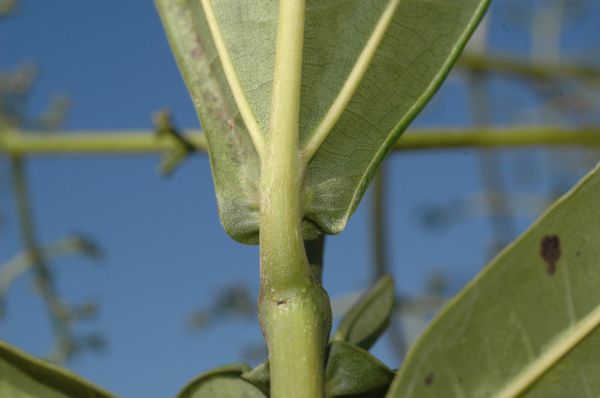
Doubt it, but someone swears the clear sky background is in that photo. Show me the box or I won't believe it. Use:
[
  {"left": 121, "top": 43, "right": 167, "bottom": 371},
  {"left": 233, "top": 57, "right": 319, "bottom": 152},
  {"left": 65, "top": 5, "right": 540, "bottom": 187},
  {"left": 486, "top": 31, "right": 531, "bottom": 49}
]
[{"left": 1, "top": 1, "right": 599, "bottom": 397}]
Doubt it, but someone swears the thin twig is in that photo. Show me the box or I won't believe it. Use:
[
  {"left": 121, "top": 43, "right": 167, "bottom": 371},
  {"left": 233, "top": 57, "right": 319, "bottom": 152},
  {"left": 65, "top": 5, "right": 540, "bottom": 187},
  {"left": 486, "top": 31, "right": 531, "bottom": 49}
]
[
  {"left": 458, "top": 53, "right": 600, "bottom": 84},
  {"left": 9, "top": 155, "right": 74, "bottom": 363}
]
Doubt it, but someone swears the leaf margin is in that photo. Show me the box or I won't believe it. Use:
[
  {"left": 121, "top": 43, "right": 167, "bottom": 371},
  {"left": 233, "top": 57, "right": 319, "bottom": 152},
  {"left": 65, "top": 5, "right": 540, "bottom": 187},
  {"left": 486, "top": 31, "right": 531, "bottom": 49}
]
[
  {"left": 0, "top": 339, "right": 117, "bottom": 398},
  {"left": 386, "top": 162, "right": 600, "bottom": 397}
]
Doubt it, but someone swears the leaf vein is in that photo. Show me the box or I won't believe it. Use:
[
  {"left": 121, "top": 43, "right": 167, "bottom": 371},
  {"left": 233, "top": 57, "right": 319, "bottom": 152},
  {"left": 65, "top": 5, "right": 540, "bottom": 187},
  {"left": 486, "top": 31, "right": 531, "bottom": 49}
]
[
  {"left": 200, "top": 0, "right": 265, "bottom": 158},
  {"left": 494, "top": 305, "right": 600, "bottom": 398},
  {"left": 301, "top": 0, "right": 403, "bottom": 165}
]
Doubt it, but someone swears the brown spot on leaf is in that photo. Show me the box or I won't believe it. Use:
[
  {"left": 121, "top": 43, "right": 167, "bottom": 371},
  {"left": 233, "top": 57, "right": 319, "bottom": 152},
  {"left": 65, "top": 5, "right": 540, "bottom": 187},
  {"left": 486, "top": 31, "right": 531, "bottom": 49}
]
[
  {"left": 540, "top": 235, "right": 561, "bottom": 275},
  {"left": 424, "top": 373, "right": 434, "bottom": 386},
  {"left": 276, "top": 299, "right": 287, "bottom": 306}
]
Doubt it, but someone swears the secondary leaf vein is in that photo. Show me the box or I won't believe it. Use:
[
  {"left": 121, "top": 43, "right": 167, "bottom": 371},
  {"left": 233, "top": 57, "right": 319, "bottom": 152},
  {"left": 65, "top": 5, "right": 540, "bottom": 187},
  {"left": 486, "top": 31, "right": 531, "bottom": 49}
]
[
  {"left": 301, "top": 0, "right": 403, "bottom": 165},
  {"left": 494, "top": 304, "right": 600, "bottom": 398},
  {"left": 200, "top": 0, "right": 265, "bottom": 158}
]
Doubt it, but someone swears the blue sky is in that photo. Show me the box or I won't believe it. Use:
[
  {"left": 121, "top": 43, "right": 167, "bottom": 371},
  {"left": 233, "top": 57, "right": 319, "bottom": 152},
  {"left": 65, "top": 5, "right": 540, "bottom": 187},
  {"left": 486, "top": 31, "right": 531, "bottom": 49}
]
[{"left": 1, "top": 1, "right": 598, "bottom": 397}]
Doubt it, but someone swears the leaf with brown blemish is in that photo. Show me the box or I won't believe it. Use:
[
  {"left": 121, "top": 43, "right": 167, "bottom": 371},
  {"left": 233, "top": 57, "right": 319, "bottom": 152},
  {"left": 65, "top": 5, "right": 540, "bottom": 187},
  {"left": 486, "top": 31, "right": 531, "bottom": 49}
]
[
  {"left": 424, "top": 373, "right": 434, "bottom": 387},
  {"left": 387, "top": 163, "right": 600, "bottom": 397},
  {"left": 540, "top": 234, "right": 561, "bottom": 275}
]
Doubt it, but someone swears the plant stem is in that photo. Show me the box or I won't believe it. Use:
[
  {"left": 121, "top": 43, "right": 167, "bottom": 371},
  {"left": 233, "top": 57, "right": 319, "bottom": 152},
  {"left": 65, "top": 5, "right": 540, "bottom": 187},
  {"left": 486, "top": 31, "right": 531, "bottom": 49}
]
[
  {"left": 467, "top": 70, "right": 516, "bottom": 255},
  {"left": 0, "top": 129, "right": 206, "bottom": 154},
  {"left": 458, "top": 53, "right": 600, "bottom": 84},
  {"left": 258, "top": 1, "right": 330, "bottom": 397},
  {"left": 305, "top": 235, "right": 325, "bottom": 283},
  {"left": 371, "top": 161, "right": 406, "bottom": 359},
  {"left": 394, "top": 127, "right": 600, "bottom": 150}
]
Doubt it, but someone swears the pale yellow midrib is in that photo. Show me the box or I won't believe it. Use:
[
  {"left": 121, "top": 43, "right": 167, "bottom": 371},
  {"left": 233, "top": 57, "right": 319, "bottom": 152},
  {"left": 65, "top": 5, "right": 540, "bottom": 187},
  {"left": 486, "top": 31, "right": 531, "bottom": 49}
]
[
  {"left": 200, "top": 0, "right": 265, "bottom": 158},
  {"left": 301, "top": 0, "right": 402, "bottom": 165},
  {"left": 494, "top": 304, "right": 600, "bottom": 398}
]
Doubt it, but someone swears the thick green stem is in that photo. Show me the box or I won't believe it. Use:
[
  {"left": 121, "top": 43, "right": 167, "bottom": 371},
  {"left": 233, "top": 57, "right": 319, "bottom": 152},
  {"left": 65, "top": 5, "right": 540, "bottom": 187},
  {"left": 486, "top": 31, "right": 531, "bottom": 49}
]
[{"left": 258, "top": 1, "right": 331, "bottom": 397}]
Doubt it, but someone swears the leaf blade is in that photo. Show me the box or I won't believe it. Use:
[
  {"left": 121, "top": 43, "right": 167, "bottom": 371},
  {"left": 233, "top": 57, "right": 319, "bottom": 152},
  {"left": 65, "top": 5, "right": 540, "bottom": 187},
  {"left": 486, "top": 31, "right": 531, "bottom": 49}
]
[
  {"left": 333, "top": 275, "right": 395, "bottom": 350},
  {"left": 177, "top": 363, "right": 266, "bottom": 398},
  {"left": 156, "top": 0, "right": 263, "bottom": 244},
  {"left": 301, "top": 0, "right": 491, "bottom": 235},
  {"left": 301, "top": 0, "right": 403, "bottom": 163},
  {"left": 158, "top": 0, "right": 490, "bottom": 241},
  {"left": 241, "top": 361, "right": 270, "bottom": 396},
  {"left": 326, "top": 340, "right": 395, "bottom": 398},
  {"left": 387, "top": 163, "right": 600, "bottom": 397},
  {"left": 198, "top": 0, "right": 265, "bottom": 155},
  {"left": 0, "top": 340, "right": 116, "bottom": 398}
]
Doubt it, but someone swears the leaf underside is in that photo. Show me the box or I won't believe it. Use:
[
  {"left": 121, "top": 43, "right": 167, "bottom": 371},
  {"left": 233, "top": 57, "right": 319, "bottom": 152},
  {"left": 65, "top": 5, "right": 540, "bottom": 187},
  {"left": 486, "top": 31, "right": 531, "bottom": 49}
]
[
  {"left": 157, "top": 0, "right": 491, "bottom": 244},
  {"left": 177, "top": 363, "right": 266, "bottom": 398},
  {"left": 333, "top": 275, "right": 395, "bottom": 351},
  {"left": 387, "top": 163, "right": 600, "bottom": 397},
  {"left": 326, "top": 340, "right": 394, "bottom": 397},
  {"left": 0, "top": 340, "right": 116, "bottom": 398}
]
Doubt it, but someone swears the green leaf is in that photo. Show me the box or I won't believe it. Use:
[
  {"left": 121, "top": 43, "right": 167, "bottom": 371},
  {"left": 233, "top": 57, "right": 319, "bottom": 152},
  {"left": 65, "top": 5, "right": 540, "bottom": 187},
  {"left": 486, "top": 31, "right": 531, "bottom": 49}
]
[
  {"left": 299, "top": 0, "right": 490, "bottom": 236},
  {"left": 387, "top": 163, "right": 600, "bottom": 397},
  {"left": 333, "top": 275, "right": 395, "bottom": 350},
  {"left": 0, "top": 340, "right": 116, "bottom": 398},
  {"left": 156, "top": 0, "right": 265, "bottom": 244},
  {"left": 157, "top": 0, "right": 490, "bottom": 242},
  {"left": 326, "top": 340, "right": 394, "bottom": 398},
  {"left": 241, "top": 361, "right": 270, "bottom": 396},
  {"left": 177, "top": 363, "right": 266, "bottom": 398}
]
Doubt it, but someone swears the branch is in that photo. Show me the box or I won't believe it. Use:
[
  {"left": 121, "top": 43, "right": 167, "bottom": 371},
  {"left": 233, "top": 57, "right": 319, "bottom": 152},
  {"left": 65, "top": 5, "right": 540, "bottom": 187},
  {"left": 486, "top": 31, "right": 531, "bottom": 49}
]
[
  {"left": 394, "top": 127, "right": 600, "bottom": 150},
  {"left": 0, "top": 129, "right": 207, "bottom": 155},
  {"left": 9, "top": 156, "right": 75, "bottom": 363},
  {"left": 2, "top": 126, "right": 600, "bottom": 156},
  {"left": 458, "top": 53, "right": 600, "bottom": 84}
]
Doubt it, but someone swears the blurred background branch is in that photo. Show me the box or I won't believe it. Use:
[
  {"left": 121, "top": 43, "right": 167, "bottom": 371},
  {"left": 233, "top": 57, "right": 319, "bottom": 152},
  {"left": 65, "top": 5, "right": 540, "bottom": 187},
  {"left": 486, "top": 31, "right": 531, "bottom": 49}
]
[
  {"left": 1, "top": 52, "right": 104, "bottom": 364},
  {"left": 2, "top": 126, "right": 600, "bottom": 155}
]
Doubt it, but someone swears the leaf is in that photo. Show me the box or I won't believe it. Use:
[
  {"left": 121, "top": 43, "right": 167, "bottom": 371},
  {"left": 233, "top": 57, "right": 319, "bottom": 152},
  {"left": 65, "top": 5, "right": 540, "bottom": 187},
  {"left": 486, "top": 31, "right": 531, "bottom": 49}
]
[
  {"left": 0, "top": 340, "right": 116, "bottom": 398},
  {"left": 157, "top": 0, "right": 491, "bottom": 242},
  {"left": 177, "top": 363, "right": 266, "bottom": 398},
  {"left": 387, "top": 163, "right": 600, "bottom": 397},
  {"left": 333, "top": 275, "right": 395, "bottom": 350},
  {"left": 326, "top": 340, "right": 394, "bottom": 397},
  {"left": 156, "top": 0, "right": 265, "bottom": 244},
  {"left": 299, "top": 0, "right": 490, "bottom": 236},
  {"left": 241, "top": 361, "right": 270, "bottom": 396}
]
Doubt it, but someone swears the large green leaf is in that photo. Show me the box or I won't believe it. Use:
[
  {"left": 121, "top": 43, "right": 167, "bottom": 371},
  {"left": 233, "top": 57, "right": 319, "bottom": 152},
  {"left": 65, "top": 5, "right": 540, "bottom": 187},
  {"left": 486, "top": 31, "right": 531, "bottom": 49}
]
[
  {"left": 157, "top": 0, "right": 490, "bottom": 243},
  {"left": 387, "top": 163, "right": 600, "bottom": 397},
  {"left": 0, "top": 340, "right": 116, "bottom": 398},
  {"left": 333, "top": 275, "right": 395, "bottom": 351},
  {"left": 177, "top": 363, "right": 266, "bottom": 398},
  {"left": 156, "top": 0, "right": 264, "bottom": 244}
]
